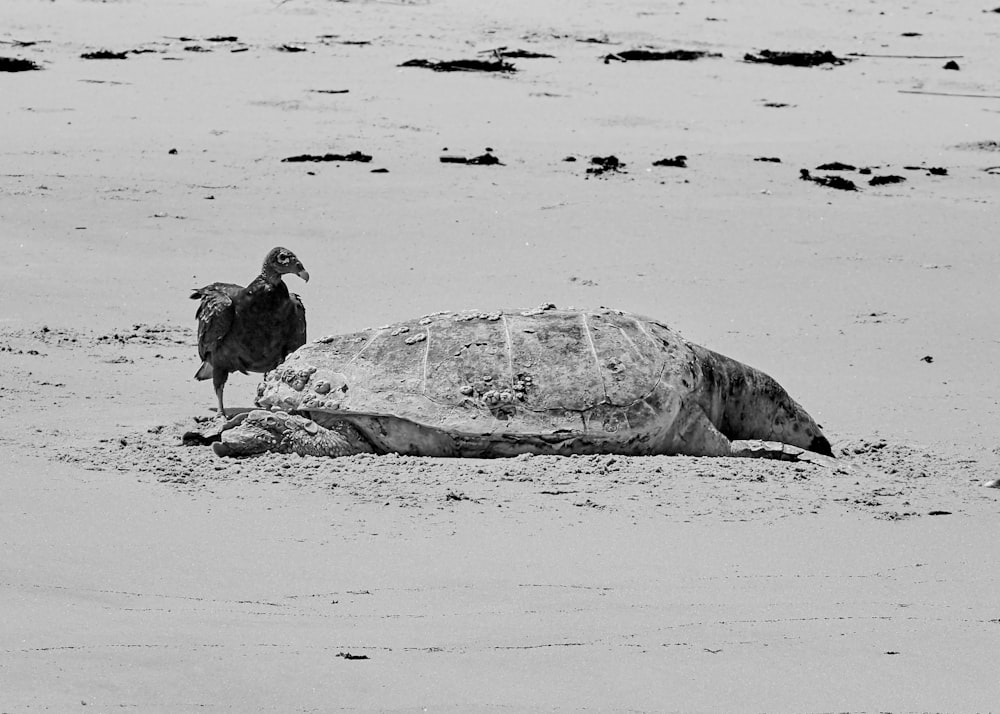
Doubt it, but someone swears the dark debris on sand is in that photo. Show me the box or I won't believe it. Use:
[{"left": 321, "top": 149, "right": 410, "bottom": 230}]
[
  {"left": 491, "top": 47, "right": 554, "bottom": 59},
  {"left": 586, "top": 155, "right": 627, "bottom": 177},
  {"left": 868, "top": 175, "right": 907, "bottom": 186},
  {"left": 604, "top": 49, "right": 721, "bottom": 63},
  {"left": 745, "top": 49, "right": 848, "bottom": 67},
  {"left": 282, "top": 151, "right": 372, "bottom": 163},
  {"left": 399, "top": 57, "right": 515, "bottom": 73},
  {"left": 0, "top": 56, "right": 41, "bottom": 71},
  {"left": 816, "top": 161, "right": 856, "bottom": 171},
  {"left": 440, "top": 151, "right": 503, "bottom": 166},
  {"left": 81, "top": 50, "right": 130, "bottom": 60},
  {"left": 652, "top": 155, "right": 687, "bottom": 168},
  {"left": 904, "top": 165, "right": 948, "bottom": 176},
  {"left": 799, "top": 169, "right": 858, "bottom": 191}
]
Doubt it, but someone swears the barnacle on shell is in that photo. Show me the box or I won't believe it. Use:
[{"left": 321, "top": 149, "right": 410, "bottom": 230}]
[{"left": 521, "top": 303, "right": 558, "bottom": 317}]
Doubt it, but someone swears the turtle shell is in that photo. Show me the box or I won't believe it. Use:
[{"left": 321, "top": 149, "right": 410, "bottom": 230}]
[{"left": 256, "top": 306, "right": 705, "bottom": 456}]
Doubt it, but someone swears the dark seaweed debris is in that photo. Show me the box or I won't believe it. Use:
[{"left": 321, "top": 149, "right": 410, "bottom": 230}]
[
  {"left": 492, "top": 48, "right": 554, "bottom": 59},
  {"left": 0, "top": 56, "right": 41, "bottom": 71},
  {"left": 81, "top": 50, "right": 129, "bottom": 60},
  {"left": 336, "top": 652, "right": 370, "bottom": 661},
  {"left": 800, "top": 169, "right": 858, "bottom": 191},
  {"left": 604, "top": 49, "right": 720, "bottom": 63},
  {"left": 652, "top": 155, "right": 687, "bottom": 168},
  {"left": 282, "top": 151, "right": 372, "bottom": 163},
  {"left": 399, "top": 58, "right": 515, "bottom": 73},
  {"left": 903, "top": 165, "right": 948, "bottom": 176},
  {"left": 869, "top": 175, "right": 906, "bottom": 186},
  {"left": 440, "top": 151, "right": 503, "bottom": 166},
  {"left": 745, "top": 49, "right": 847, "bottom": 67},
  {"left": 587, "top": 155, "right": 626, "bottom": 176},
  {"left": 816, "top": 161, "right": 856, "bottom": 171},
  {"left": 754, "top": 156, "right": 782, "bottom": 163}
]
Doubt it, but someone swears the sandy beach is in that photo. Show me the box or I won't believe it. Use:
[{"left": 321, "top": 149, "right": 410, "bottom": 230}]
[{"left": 2, "top": 0, "right": 1000, "bottom": 711}]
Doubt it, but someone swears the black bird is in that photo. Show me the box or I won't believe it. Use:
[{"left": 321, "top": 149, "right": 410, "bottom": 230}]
[{"left": 191, "top": 246, "right": 309, "bottom": 417}]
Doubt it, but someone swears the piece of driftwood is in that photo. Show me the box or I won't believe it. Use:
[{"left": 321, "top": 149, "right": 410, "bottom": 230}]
[
  {"left": 604, "top": 49, "right": 720, "bottom": 63},
  {"left": 281, "top": 151, "right": 372, "bottom": 163},
  {"left": 900, "top": 89, "right": 1000, "bottom": 99},
  {"left": 440, "top": 152, "right": 503, "bottom": 165},
  {"left": 848, "top": 52, "right": 963, "bottom": 59},
  {"left": 485, "top": 47, "right": 554, "bottom": 59},
  {"left": 745, "top": 49, "right": 847, "bottom": 67},
  {"left": 399, "top": 57, "right": 515, "bottom": 73}
]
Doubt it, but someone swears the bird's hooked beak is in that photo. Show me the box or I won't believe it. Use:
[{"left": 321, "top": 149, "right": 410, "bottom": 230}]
[{"left": 296, "top": 267, "right": 310, "bottom": 282}]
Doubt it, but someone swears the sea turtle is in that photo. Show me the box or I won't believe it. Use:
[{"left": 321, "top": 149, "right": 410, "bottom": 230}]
[{"left": 207, "top": 305, "right": 838, "bottom": 464}]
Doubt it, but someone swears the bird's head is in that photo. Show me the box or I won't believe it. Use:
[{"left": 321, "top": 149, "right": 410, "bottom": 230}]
[{"left": 264, "top": 247, "right": 310, "bottom": 282}]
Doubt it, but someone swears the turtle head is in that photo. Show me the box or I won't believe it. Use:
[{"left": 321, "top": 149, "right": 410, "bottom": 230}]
[
  {"left": 213, "top": 409, "right": 317, "bottom": 457},
  {"left": 808, "top": 434, "right": 834, "bottom": 457},
  {"left": 213, "top": 408, "right": 361, "bottom": 457},
  {"left": 264, "top": 246, "right": 310, "bottom": 282}
]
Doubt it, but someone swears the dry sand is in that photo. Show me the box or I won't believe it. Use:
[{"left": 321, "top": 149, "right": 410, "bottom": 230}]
[{"left": 2, "top": 0, "right": 1000, "bottom": 711}]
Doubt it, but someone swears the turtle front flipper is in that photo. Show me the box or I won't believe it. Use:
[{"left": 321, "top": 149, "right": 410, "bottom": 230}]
[
  {"left": 729, "top": 439, "right": 872, "bottom": 475},
  {"left": 212, "top": 409, "right": 375, "bottom": 457}
]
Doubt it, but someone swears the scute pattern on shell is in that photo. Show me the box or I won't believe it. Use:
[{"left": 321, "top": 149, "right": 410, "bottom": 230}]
[{"left": 257, "top": 307, "right": 690, "bottom": 444}]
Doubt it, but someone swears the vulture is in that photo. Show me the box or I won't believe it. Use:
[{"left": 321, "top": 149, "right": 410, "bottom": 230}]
[{"left": 191, "top": 246, "right": 309, "bottom": 416}]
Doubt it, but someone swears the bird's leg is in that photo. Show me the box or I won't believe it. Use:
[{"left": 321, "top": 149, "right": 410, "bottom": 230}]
[{"left": 213, "top": 371, "right": 229, "bottom": 419}]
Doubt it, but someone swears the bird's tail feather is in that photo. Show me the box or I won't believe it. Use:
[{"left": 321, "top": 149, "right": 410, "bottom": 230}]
[{"left": 194, "top": 361, "right": 213, "bottom": 380}]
